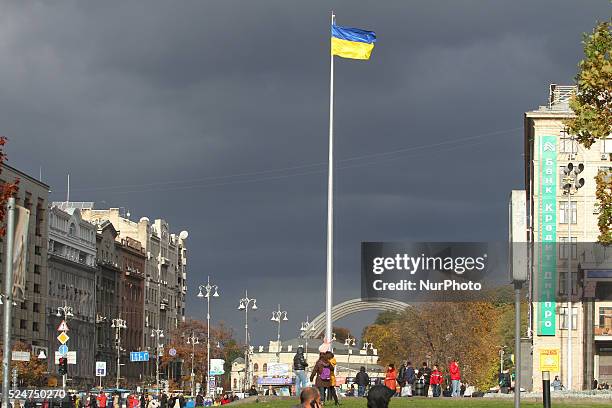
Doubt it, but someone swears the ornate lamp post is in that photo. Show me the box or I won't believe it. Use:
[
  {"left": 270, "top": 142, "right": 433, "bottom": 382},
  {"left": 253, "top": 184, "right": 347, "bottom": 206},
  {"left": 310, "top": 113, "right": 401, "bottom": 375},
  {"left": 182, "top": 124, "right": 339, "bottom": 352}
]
[
  {"left": 111, "top": 317, "right": 127, "bottom": 388},
  {"left": 197, "top": 277, "right": 219, "bottom": 397},
  {"left": 344, "top": 336, "right": 356, "bottom": 376},
  {"left": 186, "top": 333, "right": 200, "bottom": 396},
  {"left": 270, "top": 305, "right": 288, "bottom": 361},
  {"left": 151, "top": 329, "right": 164, "bottom": 395},
  {"left": 238, "top": 291, "right": 257, "bottom": 391},
  {"left": 362, "top": 342, "right": 374, "bottom": 375}
]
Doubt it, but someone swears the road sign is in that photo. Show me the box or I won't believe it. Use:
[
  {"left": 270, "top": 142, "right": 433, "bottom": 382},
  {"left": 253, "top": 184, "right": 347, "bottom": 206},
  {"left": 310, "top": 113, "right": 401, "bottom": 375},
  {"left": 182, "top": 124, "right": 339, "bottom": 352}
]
[
  {"left": 130, "top": 351, "right": 150, "bottom": 362},
  {"left": 11, "top": 351, "right": 30, "bottom": 362},
  {"left": 55, "top": 351, "right": 76, "bottom": 365},
  {"left": 58, "top": 345, "right": 68, "bottom": 356},
  {"left": 57, "top": 320, "right": 69, "bottom": 332},
  {"left": 540, "top": 348, "right": 560, "bottom": 372},
  {"left": 168, "top": 348, "right": 177, "bottom": 357},
  {"left": 57, "top": 332, "right": 69, "bottom": 345},
  {"left": 96, "top": 361, "right": 107, "bottom": 377},
  {"left": 209, "top": 378, "right": 216, "bottom": 389}
]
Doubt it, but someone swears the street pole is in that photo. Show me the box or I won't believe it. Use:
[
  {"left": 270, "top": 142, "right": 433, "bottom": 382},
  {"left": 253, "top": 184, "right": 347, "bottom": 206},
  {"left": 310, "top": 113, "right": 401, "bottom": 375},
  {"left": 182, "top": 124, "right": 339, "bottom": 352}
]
[
  {"left": 186, "top": 333, "right": 199, "bottom": 397},
  {"left": 238, "top": 291, "right": 257, "bottom": 392},
  {"left": 561, "top": 157, "right": 584, "bottom": 391},
  {"left": 151, "top": 329, "right": 164, "bottom": 395},
  {"left": 197, "top": 277, "right": 219, "bottom": 397},
  {"left": 514, "top": 281, "right": 522, "bottom": 408},
  {"left": 2, "top": 198, "right": 15, "bottom": 408},
  {"left": 112, "top": 316, "right": 127, "bottom": 389},
  {"left": 271, "top": 305, "right": 288, "bottom": 362}
]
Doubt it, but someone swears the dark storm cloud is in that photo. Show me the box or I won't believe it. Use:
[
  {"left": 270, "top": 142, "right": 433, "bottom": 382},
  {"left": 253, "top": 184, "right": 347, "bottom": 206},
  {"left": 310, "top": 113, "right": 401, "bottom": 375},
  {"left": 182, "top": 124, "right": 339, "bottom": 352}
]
[{"left": 1, "top": 0, "right": 609, "bottom": 343}]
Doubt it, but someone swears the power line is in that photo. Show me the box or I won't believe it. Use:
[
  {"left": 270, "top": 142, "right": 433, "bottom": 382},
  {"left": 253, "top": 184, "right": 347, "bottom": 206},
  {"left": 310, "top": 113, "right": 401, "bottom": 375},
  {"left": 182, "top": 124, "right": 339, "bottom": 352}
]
[{"left": 56, "top": 127, "right": 520, "bottom": 196}]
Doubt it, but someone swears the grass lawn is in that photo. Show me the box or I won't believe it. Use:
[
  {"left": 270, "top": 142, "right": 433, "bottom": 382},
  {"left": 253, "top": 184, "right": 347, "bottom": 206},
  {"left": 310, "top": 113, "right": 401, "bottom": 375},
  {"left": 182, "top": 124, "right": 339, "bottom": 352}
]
[{"left": 236, "top": 396, "right": 611, "bottom": 408}]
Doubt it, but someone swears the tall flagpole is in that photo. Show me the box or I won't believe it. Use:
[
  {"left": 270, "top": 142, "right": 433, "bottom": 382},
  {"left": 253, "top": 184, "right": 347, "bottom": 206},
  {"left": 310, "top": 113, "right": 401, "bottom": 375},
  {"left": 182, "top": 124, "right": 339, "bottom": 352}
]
[{"left": 325, "top": 11, "right": 335, "bottom": 345}]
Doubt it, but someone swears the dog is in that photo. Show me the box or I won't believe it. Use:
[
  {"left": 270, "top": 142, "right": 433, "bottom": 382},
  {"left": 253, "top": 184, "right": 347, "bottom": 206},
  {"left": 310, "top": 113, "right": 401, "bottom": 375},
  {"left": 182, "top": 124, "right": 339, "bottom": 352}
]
[{"left": 367, "top": 385, "right": 395, "bottom": 408}]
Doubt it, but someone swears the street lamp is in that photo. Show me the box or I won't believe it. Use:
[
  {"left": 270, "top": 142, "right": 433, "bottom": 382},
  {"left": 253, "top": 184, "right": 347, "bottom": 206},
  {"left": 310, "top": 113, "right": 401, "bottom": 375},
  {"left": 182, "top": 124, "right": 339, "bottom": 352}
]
[
  {"left": 56, "top": 301, "right": 74, "bottom": 390},
  {"left": 270, "top": 305, "right": 288, "bottom": 361},
  {"left": 300, "top": 317, "right": 315, "bottom": 365},
  {"left": 197, "top": 276, "right": 219, "bottom": 397},
  {"left": 111, "top": 317, "right": 127, "bottom": 389},
  {"left": 238, "top": 291, "right": 257, "bottom": 391},
  {"left": 362, "top": 342, "right": 374, "bottom": 375},
  {"left": 344, "top": 336, "right": 356, "bottom": 376},
  {"left": 186, "top": 333, "right": 200, "bottom": 397},
  {"left": 151, "top": 329, "right": 164, "bottom": 395},
  {"left": 561, "top": 157, "right": 585, "bottom": 391}
]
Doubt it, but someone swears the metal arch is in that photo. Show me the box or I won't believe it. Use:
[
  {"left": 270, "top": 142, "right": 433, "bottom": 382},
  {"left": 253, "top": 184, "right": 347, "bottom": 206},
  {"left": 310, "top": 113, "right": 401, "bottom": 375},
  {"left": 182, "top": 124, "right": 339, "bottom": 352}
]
[{"left": 304, "top": 298, "right": 410, "bottom": 339}]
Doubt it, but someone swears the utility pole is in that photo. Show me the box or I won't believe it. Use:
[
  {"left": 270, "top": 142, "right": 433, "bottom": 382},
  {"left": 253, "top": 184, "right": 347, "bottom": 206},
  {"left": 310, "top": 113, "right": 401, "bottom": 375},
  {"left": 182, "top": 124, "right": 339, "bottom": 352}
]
[{"left": 2, "top": 197, "right": 15, "bottom": 408}]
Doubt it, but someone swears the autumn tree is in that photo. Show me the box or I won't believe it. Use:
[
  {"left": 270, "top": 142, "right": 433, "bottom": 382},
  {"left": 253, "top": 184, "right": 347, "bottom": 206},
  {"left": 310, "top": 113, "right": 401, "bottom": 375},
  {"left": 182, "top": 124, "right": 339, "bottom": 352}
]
[
  {"left": 363, "top": 302, "right": 504, "bottom": 389},
  {"left": 564, "top": 20, "right": 612, "bottom": 244},
  {"left": 0, "top": 136, "right": 20, "bottom": 235},
  {"left": 0, "top": 341, "right": 47, "bottom": 386},
  {"left": 161, "top": 319, "right": 240, "bottom": 391}
]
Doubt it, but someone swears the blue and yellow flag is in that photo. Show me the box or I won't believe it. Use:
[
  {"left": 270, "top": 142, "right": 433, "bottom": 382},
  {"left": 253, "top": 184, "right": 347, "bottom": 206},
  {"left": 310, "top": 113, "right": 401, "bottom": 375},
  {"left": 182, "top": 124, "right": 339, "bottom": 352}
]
[{"left": 331, "top": 24, "right": 376, "bottom": 60}]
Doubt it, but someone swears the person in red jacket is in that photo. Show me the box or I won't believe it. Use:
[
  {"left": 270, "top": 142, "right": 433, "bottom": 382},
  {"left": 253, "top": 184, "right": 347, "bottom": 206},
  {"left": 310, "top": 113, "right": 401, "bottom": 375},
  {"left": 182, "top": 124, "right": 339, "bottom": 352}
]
[
  {"left": 384, "top": 364, "right": 398, "bottom": 394},
  {"left": 429, "top": 365, "right": 444, "bottom": 397},
  {"left": 449, "top": 360, "right": 461, "bottom": 397},
  {"left": 97, "top": 392, "right": 108, "bottom": 408}
]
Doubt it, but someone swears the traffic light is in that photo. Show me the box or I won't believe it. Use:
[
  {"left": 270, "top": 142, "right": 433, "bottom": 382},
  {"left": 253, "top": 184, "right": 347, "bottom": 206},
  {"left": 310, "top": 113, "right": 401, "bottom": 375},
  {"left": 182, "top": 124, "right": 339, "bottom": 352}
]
[{"left": 58, "top": 357, "right": 68, "bottom": 375}]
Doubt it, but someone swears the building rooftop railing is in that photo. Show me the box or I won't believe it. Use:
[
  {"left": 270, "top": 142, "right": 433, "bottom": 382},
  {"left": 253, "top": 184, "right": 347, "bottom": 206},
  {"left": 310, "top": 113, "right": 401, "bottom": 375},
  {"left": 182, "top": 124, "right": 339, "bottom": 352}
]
[{"left": 548, "top": 84, "right": 577, "bottom": 110}]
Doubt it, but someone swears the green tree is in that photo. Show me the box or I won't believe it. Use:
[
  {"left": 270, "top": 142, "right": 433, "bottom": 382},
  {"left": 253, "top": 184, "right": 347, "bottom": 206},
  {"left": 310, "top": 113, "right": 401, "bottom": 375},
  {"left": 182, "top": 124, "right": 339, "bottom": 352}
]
[{"left": 564, "top": 20, "right": 612, "bottom": 244}]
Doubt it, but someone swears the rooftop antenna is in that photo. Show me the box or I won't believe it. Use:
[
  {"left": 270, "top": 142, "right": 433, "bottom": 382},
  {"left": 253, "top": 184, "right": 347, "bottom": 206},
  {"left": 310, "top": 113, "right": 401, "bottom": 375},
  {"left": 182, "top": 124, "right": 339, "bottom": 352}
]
[
  {"left": 66, "top": 174, "right": 70, "bottom": 203},
  {"left": 39, "top": 166, "right": 42, "bottom": 182}
]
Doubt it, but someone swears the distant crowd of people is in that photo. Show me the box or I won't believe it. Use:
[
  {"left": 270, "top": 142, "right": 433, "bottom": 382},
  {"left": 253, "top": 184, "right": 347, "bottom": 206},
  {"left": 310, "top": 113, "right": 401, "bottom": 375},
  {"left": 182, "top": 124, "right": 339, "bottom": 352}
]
[{"left": 378, "top": 360, "right": 462, "bottom": 397}]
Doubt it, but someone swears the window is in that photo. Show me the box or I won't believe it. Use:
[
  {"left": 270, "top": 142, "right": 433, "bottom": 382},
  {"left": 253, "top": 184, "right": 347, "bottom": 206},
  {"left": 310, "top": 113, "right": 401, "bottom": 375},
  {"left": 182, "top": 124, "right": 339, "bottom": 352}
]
[
  {"left": 34, "top": 246, "right": 41, "bottom": 255},
  {"left": 19, "top": 320, "right": 26, "bottom": 330},
  {"left": 20, "top": 301, "right": 27, "bottom": 310},
  {"left": 32, "top": 322, "right": 39, "bottom": 332},
  {"left": 33, "top": 303, "right": 40, "bottom": 313},
  {"left": 559, "top": 306, "right": 578, "bottom": 330},
  {"left": 599, "top": 307, "right": 612, "bottom": 328},
  {"left": 254, "top": 363, "right": 259, "bottom": 372},
  {"left": 604, "top": 137, "right": 612, "bottom": 154},
  {"left": 559, "top": 237, "right": 577, "bottom": 260},
  {"left": 262, "top": 363, "right": 267, "bottom": 373},
  {"left": 559, "top": 272, "right": 578, "bottom": 295},
  {"left": 34, "top": 264, "right": 41, "bottom": 275},
  {"left": 559, "top": 201, "right": 577, "bottom": 224},
  {"left": 35, "top": 199, "right": 44, "bottom": 237},
  {"left": 33, "top": 284, "right": 40, "bottom": 294}
]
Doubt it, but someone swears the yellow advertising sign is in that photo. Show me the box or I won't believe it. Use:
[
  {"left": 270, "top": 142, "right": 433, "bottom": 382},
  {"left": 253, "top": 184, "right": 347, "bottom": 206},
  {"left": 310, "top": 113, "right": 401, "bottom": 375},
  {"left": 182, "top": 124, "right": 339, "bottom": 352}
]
[{"left": 539, "top": 348, "right": 560, "bottom": 372}]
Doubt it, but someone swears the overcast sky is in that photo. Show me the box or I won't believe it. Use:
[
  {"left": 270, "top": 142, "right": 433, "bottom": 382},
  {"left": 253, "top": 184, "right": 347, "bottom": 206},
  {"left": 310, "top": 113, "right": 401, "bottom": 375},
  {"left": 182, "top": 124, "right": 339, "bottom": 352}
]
[{"left": 1, "top": 1, "right": 609, "bottom": 346}]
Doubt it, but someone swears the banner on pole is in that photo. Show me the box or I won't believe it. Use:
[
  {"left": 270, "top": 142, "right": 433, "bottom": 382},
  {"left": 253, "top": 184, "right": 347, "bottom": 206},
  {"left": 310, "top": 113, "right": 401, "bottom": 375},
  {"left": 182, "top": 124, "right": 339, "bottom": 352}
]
[{"left": 12, "top": 206, "right": 30, "bottom": 302}]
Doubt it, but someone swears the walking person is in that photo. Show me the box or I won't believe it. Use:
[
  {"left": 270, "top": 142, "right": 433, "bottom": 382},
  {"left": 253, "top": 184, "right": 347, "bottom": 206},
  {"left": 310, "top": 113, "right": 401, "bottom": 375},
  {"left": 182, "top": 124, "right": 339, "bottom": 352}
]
[
  {"left": 419, "top": 363, "right": 431, "bottom": 397},
  {"left": 449, "top": 359, "right": 461, "bottom": 397},
  {"left": 384, "top": 364, "right": 397, "bottom": 394},
  {"left": 325, "top": 351, "right": 340, "bottom": 405},
  {"left": 397, "top": 362, "right": 406, "bottom": 396},
  {"left": 355, "top": 367, "right": 370, "bottom": 397},
  {"left": 310, "top": 352, "right": 332, "bottom": 402},
  {"left": 404, "top": 362, "right": 415, "bottom": 397},
  {"left": 430, "top": 364, "right": 443, "bottom": 397},
  {"left": 293, "top": 346, "right": 309, "bottom": 396}
]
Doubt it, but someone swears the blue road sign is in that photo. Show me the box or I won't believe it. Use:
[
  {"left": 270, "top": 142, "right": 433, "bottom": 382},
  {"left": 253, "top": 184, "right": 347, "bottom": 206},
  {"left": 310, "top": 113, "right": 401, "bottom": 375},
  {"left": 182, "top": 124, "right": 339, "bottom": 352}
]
[
  {"left": 58, "top": 345, "right": 68, "bottom": 356},
  {"left": 130, "top": 351, "right": 149, "bottom": 362}
]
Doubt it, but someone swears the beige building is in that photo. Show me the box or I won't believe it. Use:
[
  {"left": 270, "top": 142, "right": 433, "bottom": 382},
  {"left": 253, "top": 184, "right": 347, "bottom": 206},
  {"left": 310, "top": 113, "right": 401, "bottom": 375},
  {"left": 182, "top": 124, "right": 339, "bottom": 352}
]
[
  {"left": 524, "top": 84, "right": 612, "bottom": 390},
  {"left": 77, "top": 208, "right": 188, "bottom": 349},
  {"left": 231, "top": 338, "right": 384, "bottom": 392}
]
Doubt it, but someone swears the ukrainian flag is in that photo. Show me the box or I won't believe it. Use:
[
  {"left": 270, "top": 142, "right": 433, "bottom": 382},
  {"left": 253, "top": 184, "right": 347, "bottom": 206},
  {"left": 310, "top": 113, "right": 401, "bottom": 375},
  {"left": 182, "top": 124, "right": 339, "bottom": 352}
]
[{"left": 331, "top": 24, "right": 376, "bottom": 60}]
